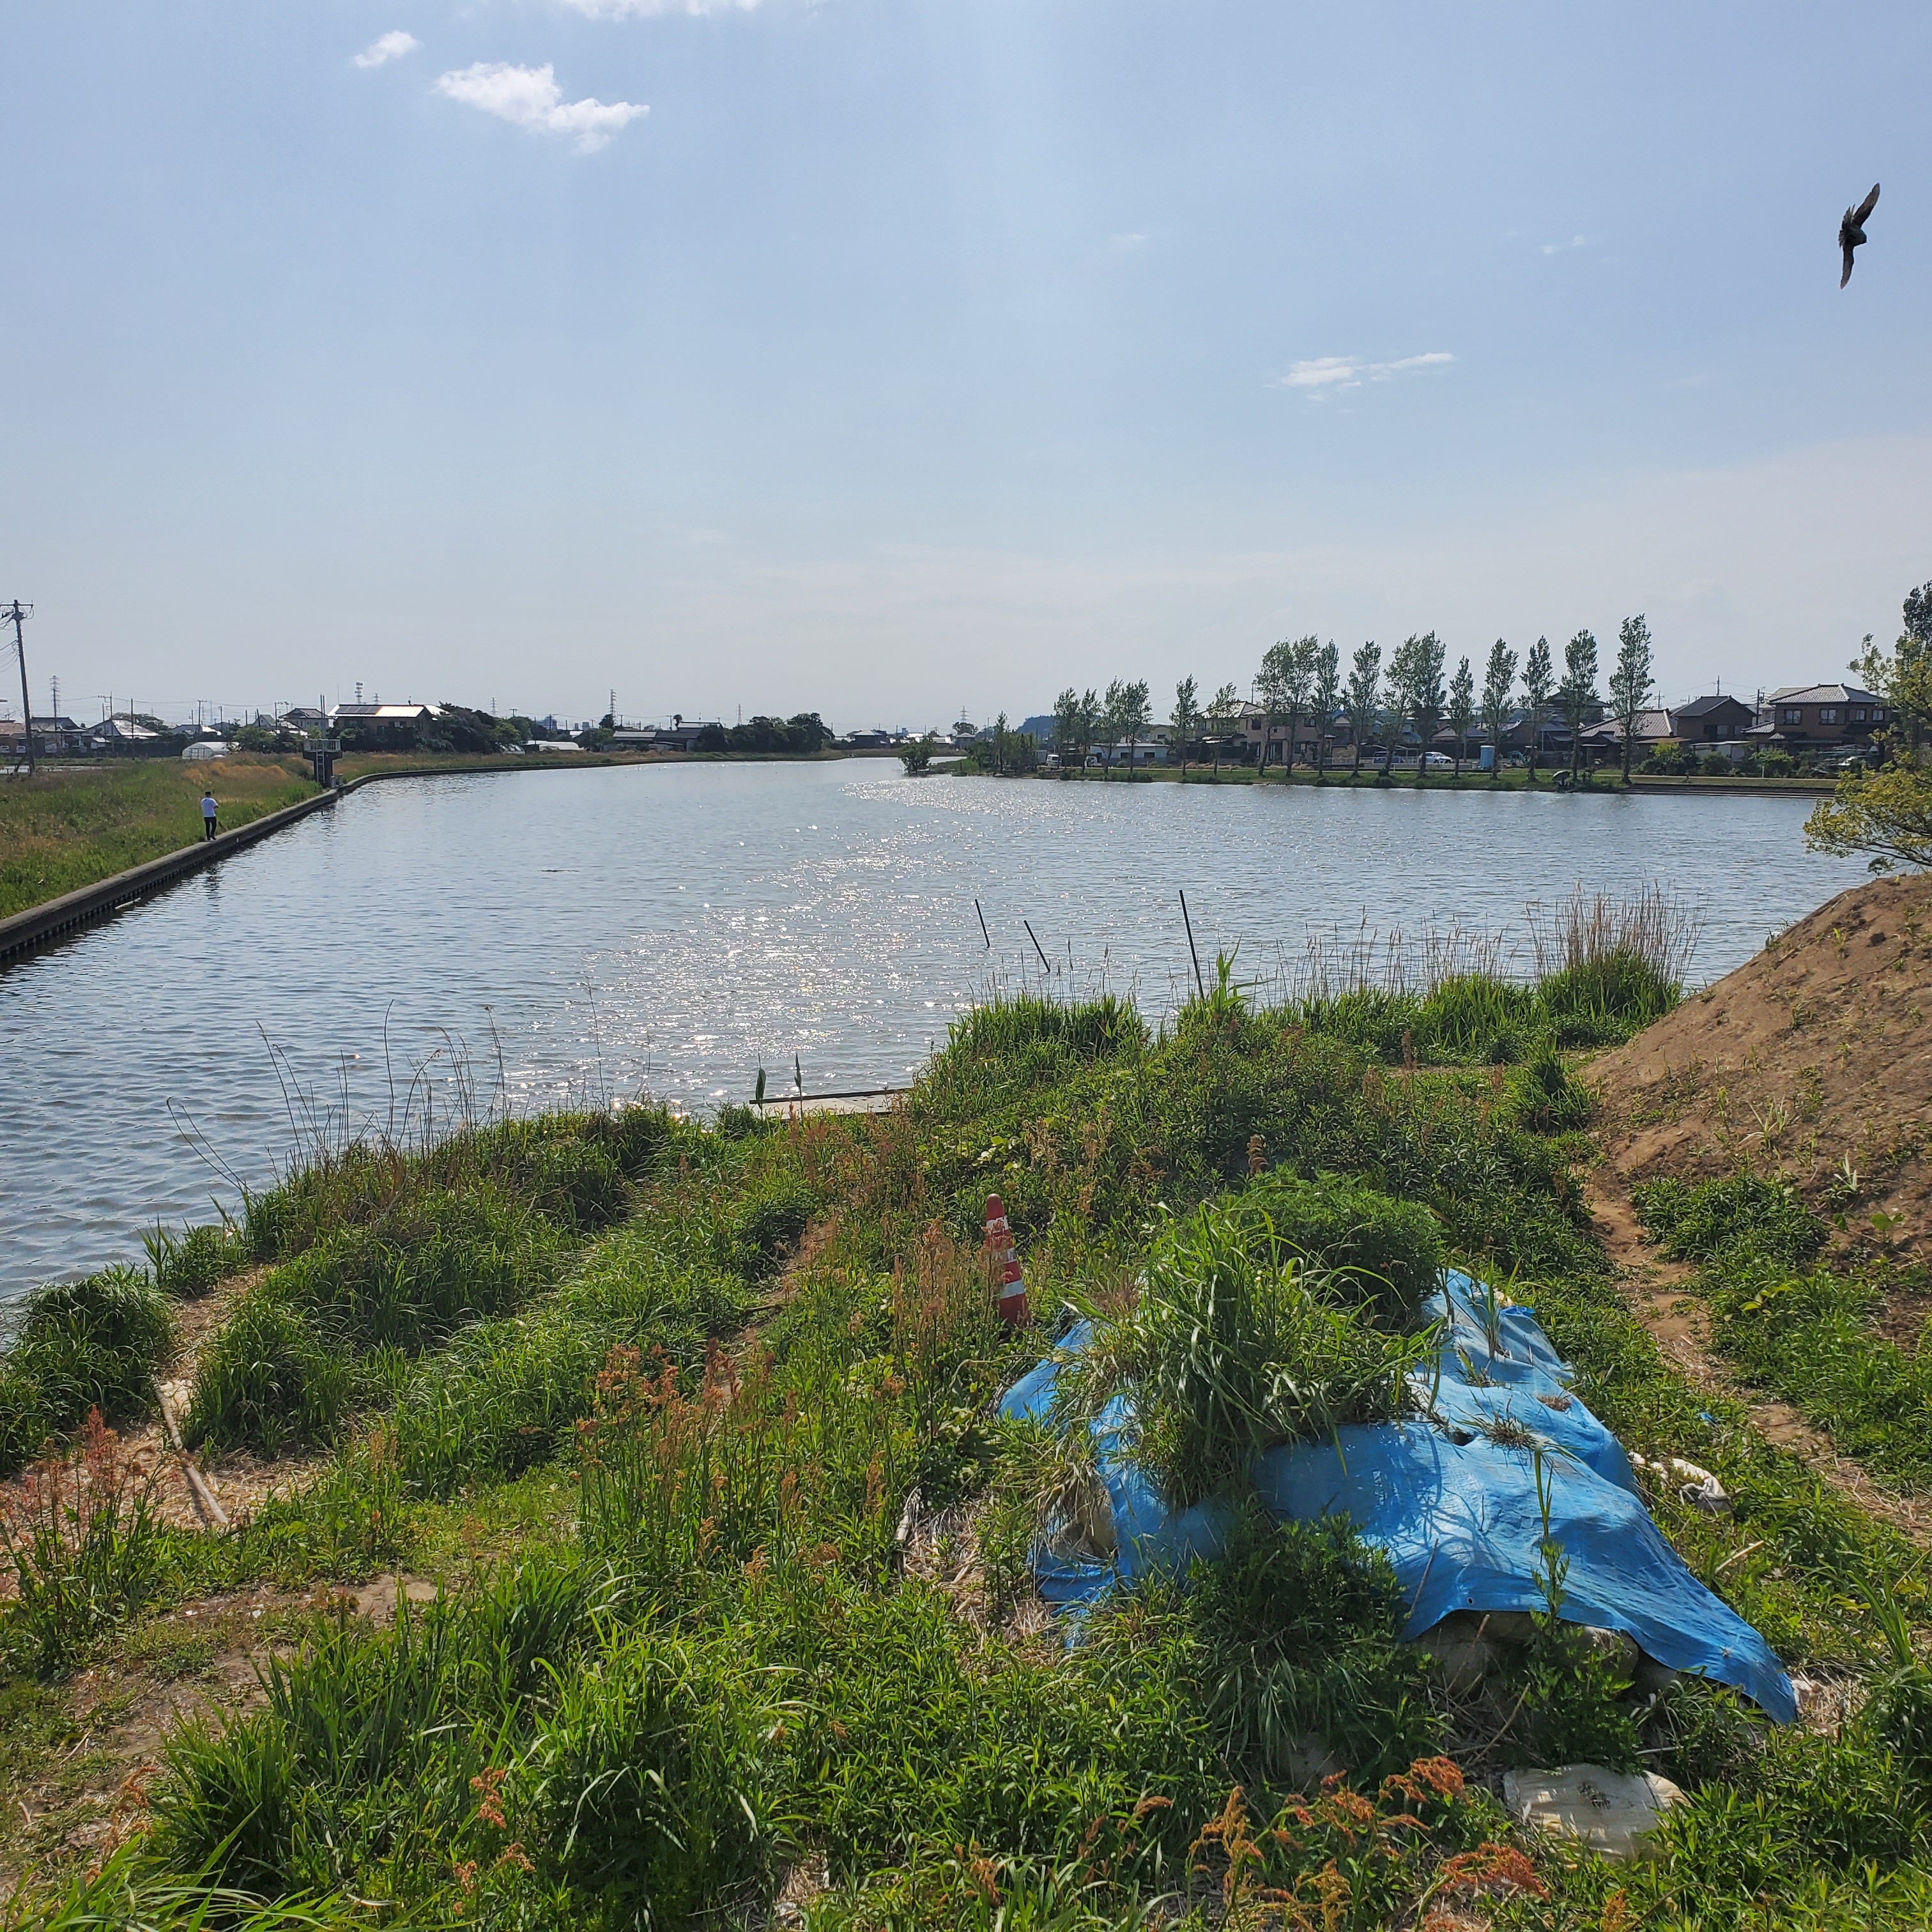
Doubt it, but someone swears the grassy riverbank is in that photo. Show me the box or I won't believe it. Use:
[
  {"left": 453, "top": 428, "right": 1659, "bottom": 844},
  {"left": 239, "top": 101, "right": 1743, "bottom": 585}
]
[
  {"left": 0, "top": 753, "right": 667, "bottom": 926},
  {"left": 0, "top": 759, "right": 319, "bottom": 919},
  {"left": 4, "top": 929, "right": 1932, "bottom": 1926}
]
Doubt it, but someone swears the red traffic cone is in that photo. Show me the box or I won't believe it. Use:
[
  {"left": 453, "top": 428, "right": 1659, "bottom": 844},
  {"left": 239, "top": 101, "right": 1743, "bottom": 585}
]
[{"left": 984, "top": 1194, "right": 1030, "bottom": 1326}]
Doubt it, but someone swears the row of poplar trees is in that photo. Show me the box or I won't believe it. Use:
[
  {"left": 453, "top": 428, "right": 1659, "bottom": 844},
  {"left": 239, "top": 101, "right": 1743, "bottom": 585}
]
[{"left": 1161, "top": 618, "right": 1657, "bottom": 781}]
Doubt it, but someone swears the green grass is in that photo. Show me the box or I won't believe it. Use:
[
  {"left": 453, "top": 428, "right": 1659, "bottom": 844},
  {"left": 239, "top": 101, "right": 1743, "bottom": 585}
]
[
  {"left": 8, "top": 961, "right": 1932, "bottom": 1923},
  {"left": 1053, "top": 1201, "right": 1438, "bottom": 1506},
  {"left": 0, "top": 758, "right": 319, "bottom": 919},
  {"left": 0, "top": 1268, "right": 173, "bottom": 1473},
  {"left": 1634, "top": 1175, "right": 1932, "bottom": 1489}
]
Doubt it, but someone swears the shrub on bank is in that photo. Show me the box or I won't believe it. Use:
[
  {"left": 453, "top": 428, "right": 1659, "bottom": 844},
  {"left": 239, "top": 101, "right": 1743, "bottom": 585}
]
[
  {"left": 1230, "top": 1171, "right": 1443, "bottom": 1327},
  {"left": 1057, "top": 1202, "right": 1436, "bottom": 1508},
  {"left": 0, "top": 1266, "right": 174, "bottom": 1471}
]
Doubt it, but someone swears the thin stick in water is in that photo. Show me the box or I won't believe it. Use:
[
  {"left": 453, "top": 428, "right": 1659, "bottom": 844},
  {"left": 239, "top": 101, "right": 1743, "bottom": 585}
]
[
  {"left": 1023, "top": 919, "right": 1052, "bottom": 976},
  {"left": 1179, "top": 887, "right": 1205, "bottom": 1000}
]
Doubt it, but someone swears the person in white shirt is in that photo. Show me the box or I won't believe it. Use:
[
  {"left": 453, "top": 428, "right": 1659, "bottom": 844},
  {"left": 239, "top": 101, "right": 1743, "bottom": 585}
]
[{"left": 201, "top": 790, "right": 218, "bottom": 840}]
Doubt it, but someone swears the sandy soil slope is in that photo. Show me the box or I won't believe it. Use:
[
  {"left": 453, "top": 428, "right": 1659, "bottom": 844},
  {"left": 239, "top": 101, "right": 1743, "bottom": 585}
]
[{"left": 1589, "top": 875, "right": 1932, "bottom": 1246}]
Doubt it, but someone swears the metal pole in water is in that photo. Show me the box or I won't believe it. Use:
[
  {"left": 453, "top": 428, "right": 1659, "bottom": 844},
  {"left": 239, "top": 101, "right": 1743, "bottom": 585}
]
[
  {"left": 1179, "top": 888, "right": 1205, "bottom": 1000},
  {"left": 974, "top": 898, "right": 990, "bottom": 949},
  {"left": 1023, "top": 919, "right": 1052, "bottom": 976}
]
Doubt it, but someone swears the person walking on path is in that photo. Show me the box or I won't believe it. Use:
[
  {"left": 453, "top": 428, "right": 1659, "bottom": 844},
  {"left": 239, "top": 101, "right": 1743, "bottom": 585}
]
[{"left": 201, "top": 790, "right": 218, "bottom": 841}]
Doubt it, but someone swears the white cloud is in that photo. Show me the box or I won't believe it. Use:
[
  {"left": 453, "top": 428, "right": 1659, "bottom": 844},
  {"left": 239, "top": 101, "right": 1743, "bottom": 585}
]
[
  {"left": 1278, "top": 351, "right": 1453, "bottom": 395},
  {"left": 354, "top": 31, "right": 420, "bottom": 69},
  {"left": 557, "top": 0, "right": 760, "bottom": 15},
  {"left": 434, "top": 61, "right": 647, "bottom": 152},
  {"left": 1539, "top": 234, "right": 1588, "bottom": 256}
]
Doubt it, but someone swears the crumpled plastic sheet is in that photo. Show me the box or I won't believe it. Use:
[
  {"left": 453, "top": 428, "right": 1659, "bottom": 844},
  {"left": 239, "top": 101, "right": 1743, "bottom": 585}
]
[{"left": 999, "top": 1270, "right": 1796, "bottom": 1724}]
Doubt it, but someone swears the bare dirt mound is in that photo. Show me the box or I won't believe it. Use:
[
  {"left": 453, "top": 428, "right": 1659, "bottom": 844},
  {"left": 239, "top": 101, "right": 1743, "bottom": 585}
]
[{"left": 1590, "top": 875, "right": 1932, "bottom": 1242}]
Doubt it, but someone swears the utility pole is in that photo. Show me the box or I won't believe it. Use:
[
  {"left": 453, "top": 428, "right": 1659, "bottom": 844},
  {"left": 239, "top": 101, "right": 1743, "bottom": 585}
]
[{"left": 4, "top": 601, "right": 33, "bottom": 774}]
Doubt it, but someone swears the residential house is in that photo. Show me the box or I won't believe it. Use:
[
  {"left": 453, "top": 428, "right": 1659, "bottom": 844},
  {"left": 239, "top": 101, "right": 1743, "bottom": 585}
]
[
  {"left": 331, "top": 701, "right": 440, "bottom": 749},
  {"left": 5, "top": 715, "right": 90, "bottom": 755},
  {"left": 1092, "top": 737, "right": 1169, "bottom": 767},
  {"left": 1240, "top": 702, "right": 1346, "bottom": 766},
  {"left": 1757, "top": 684, "right": 1887, "bottom": 752},
  {"left": 611, "top": 721, "right": 713, "bottom": 752},
  {"left": 92, "top": 716, "right": 167, "bottom": 752},
  {"left": 1669, "top": 694, "right": 1757, "bottom": 743},
  {"left": 1576, "top": 709, "right": 1677, "bottom": 760}
]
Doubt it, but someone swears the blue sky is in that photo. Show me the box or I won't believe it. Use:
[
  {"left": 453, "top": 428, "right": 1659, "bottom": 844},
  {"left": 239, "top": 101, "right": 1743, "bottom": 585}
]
[{"left": 3, "top": 2, "right": 1928, "bottom": 731}]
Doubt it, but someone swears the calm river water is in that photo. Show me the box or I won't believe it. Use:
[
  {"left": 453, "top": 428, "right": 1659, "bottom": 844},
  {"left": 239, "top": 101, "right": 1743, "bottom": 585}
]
[{"left": 0, "top": 762, "right": 1864, "bottom": 1298}]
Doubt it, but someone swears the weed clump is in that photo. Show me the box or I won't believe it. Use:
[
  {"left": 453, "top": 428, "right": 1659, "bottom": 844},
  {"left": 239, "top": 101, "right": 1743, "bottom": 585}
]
[
  {"left": 1060, "top": 1204, "right": 1436, "bottom": 1508},
  {"left": 0, "top": 1411, "right": 163, "bottom": 1679},
  {"left": 187, "top": 1294, "right": 352, "bottom": 1455},
  {"left": 143, "top": 1221, "right": 239, "bottom": 1300},
  {"left": 1634, "top": 1174, "right": 1826, "bottom": 1268},
  {"left": 732, "top": 1176, "right": 818, "bottom": 1278},
  {"left": 1230, "top": 1172, "right": 1443, "bottom": 1326},
  {"left": 189, "top": 1188, "right": 564, "bottom": 1455},
  {"left": 1174, "top": 1504, "right": 1440, "bottom": 1783},
  {"left": 1504, "top": 1045, "right": 1593, "bottom": 1134},
  {"left": 0, "top": 1266, "right": 173, "bottom": 1472}
]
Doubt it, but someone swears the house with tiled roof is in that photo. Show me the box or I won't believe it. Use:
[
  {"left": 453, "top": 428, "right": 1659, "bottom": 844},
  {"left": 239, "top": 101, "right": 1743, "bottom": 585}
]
[{"left": 1757, "top": 684, "right": 1886, "bottom": 751}]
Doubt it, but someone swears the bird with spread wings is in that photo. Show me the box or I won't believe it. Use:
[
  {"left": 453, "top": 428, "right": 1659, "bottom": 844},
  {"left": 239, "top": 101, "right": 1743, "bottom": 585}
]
[{"left": 1840, "top": 183, "right": 1880, "bottom": 288}]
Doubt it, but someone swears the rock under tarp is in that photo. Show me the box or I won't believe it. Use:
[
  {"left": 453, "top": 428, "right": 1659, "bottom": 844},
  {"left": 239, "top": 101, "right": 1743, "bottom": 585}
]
[{"left": 999, "top": 1270, "right": 1796, "bottom": 1724}]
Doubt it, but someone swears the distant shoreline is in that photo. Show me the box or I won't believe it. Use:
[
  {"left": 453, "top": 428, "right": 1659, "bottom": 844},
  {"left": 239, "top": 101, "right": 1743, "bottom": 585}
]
[{"left": 979, "top": 765, "right": 1837, "bottom": 797}]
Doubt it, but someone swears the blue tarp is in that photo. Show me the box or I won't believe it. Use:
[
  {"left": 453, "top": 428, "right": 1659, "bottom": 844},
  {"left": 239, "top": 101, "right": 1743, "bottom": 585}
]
[{"left": 1000, "top": 1270, "right": 1796, "bottom": 1724}]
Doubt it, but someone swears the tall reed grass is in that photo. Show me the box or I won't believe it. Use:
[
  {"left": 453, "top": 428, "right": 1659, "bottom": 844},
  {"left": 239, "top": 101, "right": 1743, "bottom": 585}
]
[{"left": 0, "top": 1411, "right": 163, "bottom": 1678}]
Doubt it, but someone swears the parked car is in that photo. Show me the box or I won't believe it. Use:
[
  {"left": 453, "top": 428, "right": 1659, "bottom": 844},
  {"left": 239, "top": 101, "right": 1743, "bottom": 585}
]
[{"left": 1422, "top": 751, "right": 1455, "bottom": 769}]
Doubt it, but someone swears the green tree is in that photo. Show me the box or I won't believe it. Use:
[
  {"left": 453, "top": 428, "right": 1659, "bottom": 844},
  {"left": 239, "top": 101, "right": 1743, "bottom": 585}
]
[
  {"left": 1171, "top": 675, "right": 1200, "bottom": 771},
  {"left": 1522, "top": 636, "right": 1554, "bottom": 781},
  {"left": 1805, "top": 764, "right": 1932, "bottom": 871},
  {"left": 899, "top": 734, "right": 936, "bottom": 775},
  {"left": 1078, "top": 689, "right": 1101, "bottom": 769},
  {"left": 1390, "top": 632, "right": 1445, "bottom": 783},
  {"left": 1115, "top": 677, "right": 1153, "bottom": 779},
  {"left": 1206, "top": 682, "right": 1241, "bottom": 774},
  {"left": 1853, "top": 582, "right": 1932, "bottom": 762},
  {"left": 1561, "top": 629, "right": 1600, "bottom": 782},
  {"left": 1255, "top": 647, "right": 1287, "bottom": 773},
  {"left": 1447, "top": 656, "right": 1476, "bottom": 779},
  {"left": 1280, "top": 634, "right": 1319, "bottom": 769},
  {"left": 1344, "top": 641, "right": 1381, "bottom": 776},
  {"left": 1481, "top": 637, "right": 1517, "bottom": 781},
  {"left": 1052, "top": 687, "right": 1083, "bottom": 775},
  {"left": 1098, "top": 680, "right": 1126, "bottom": 778},
  {"left": 1311, "top": 640, "right": 1341, "bottom": 776},
  {"left": 1608, "top": 614, "right": 1655, "bottom": 787}
]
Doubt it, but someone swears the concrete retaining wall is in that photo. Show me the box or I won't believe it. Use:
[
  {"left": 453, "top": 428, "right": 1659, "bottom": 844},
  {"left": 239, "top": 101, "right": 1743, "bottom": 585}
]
[{"left": 0, "top": 788, "right": 341, "bottom": 964}]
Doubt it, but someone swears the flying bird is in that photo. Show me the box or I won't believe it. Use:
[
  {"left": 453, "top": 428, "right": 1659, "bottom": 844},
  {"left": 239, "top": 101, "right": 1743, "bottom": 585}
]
[{"left": 1840, "top": 182, "right": 1880, "bottom": 287}]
